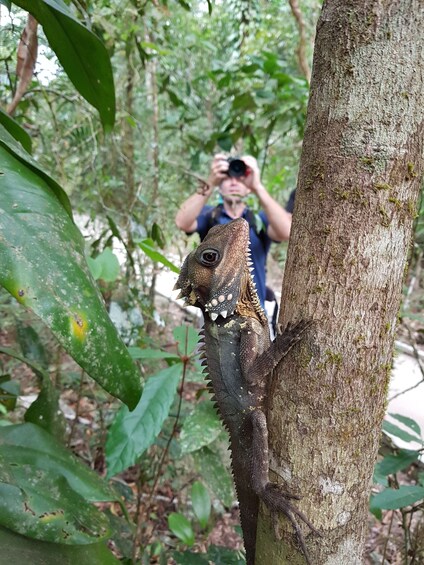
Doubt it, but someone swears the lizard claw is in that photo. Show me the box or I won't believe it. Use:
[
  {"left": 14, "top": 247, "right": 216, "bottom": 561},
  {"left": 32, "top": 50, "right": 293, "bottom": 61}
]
[{"left": 261, "top": 482, "right": 321, "bottom": 565}]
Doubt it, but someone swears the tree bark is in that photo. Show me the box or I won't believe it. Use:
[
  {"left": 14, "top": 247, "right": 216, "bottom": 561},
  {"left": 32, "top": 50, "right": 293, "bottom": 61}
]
[{"left": 255, "top": 1, "right": 424, "bottom": 563}]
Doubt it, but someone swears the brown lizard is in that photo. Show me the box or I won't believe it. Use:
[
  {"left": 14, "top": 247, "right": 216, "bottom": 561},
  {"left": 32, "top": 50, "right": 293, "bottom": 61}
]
[{"left": 174, "top": 217, "right": 318, "bottom": 564}]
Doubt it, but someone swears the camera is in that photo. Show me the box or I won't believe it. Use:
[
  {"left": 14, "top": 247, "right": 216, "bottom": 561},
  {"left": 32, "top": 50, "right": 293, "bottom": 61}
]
[{"left": 227, "top": 157, "right": 247, "bottom": 178}]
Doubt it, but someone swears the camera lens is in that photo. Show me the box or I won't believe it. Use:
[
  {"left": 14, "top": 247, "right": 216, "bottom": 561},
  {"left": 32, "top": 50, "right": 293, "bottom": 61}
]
[{"left": 227, "top": 158, "right": 247, "bottom": 178}]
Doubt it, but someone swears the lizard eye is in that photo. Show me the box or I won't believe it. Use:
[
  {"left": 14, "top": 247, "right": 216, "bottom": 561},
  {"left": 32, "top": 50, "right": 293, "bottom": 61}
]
[{"left": 200, "top": 249, "right": 220, "bottom": 266}]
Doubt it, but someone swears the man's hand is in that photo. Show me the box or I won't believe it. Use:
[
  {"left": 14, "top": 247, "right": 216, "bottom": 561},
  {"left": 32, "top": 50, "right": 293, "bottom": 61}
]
[
  {"left": 207, "top": 153, "right": 229, "bottom": 187},
  {"left": 240, "top": 156, "right": 264, "bottom": 195}
]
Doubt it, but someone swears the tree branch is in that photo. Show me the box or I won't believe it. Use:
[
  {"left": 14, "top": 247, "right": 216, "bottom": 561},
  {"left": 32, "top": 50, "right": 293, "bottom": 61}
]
[{"left": 288, "top": 0, "right": 311, "bottom": 84}]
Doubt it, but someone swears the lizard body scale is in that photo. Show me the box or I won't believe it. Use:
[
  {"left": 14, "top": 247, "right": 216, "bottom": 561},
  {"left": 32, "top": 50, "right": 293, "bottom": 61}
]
[{"left": 175, "top": 218, "right": 318, "bottom": 564}]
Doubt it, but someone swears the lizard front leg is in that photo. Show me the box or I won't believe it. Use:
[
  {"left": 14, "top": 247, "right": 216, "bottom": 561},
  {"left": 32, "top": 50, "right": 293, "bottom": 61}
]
[
  {"left": 245, "top": 320, "right": 312, "bottom": 386},
  {"left": 250, "top": 409, "right": 319, "bottom": 565}
]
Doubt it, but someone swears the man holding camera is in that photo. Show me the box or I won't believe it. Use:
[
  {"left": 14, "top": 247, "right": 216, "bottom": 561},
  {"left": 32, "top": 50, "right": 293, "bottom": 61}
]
[{"left": 175, "top": 154, "right": 292, "bottom": 308}]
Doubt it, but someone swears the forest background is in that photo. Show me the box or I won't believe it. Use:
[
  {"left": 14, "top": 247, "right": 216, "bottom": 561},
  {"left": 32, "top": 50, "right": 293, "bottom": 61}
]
[{"left": 1, "top": 1, "right": 424, "bottom": 564}]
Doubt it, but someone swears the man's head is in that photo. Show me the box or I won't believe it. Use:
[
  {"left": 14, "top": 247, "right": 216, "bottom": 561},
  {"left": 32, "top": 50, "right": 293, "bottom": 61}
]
[{"left": 219, "top": 176, "right": 250, "bottom": 202}]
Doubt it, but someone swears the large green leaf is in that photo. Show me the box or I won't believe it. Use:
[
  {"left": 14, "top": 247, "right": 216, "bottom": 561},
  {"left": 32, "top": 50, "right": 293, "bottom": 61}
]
[
  {"left": 106, "top": 364, "right": 182, "bottom": 477},
  {"left": 371, "top": 485, "right": 424, "bottom": 510},
  {"left": 382, "top": 420, "right": 422, "bottom": 445},
  {"left": 0, "top": 424, "right": 118, "bottom": 543},
  {"left": 0, "top": 526, "right": 119, "bottom": 565},
  {"left": 12, "top": 0, "right": 115, "bottom": 130},
  {"left": 179, "top": 401, "right": 223, "bottom": 454},
  {"left": 389, "top": 413, "right": 422, "bottom": 438},
  {"left": 0, "top": 131, "right": 141, "bottom": 409},
  {"left": 192, "top": 447, "right": 234, "bottom": 508},
  {"left": 0, "top": 424, "right": 116, "bottom": 502},
  {"left": 0, "top": 123, "right": 72, "bottom": 216},
  {"left": 375, "top": 450, "right": 420, "bottom": 478}
]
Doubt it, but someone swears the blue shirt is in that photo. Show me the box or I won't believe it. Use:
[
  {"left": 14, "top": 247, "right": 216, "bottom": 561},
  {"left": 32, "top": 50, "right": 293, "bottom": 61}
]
[{"left": 193, "top": 206, "right": 272, "bottom": 307}]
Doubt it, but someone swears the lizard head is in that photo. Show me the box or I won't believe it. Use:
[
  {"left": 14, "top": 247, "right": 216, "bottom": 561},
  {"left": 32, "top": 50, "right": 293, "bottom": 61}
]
[{"left": 175, "top": 218, "right": 264, "bottom": 322}]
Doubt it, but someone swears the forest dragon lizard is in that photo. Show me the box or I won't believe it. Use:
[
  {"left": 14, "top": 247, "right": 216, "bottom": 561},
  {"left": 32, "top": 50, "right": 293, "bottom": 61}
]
[{"left": 174, "top": 218, "right": 318, "bottom": 564}]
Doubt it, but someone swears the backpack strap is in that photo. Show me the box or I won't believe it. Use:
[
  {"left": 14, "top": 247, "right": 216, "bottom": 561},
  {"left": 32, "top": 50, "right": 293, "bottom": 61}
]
[{"left": 203, "top": 204, "right": 224, "bottom": 236}]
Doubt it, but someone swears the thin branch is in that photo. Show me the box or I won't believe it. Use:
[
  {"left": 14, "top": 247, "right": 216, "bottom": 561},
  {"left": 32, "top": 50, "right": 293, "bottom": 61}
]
[
  {"left": 165, "top": 159, "right": 208, "bottom": 185},
  {"left": 389, "top": 326, "right": 424, "bottom": 401},
  {"left": 381, "top": 510, "right": 395, "bottom": 565},
  {"left": 288, "top": 0, "right": 311, "bottom": 84},
  {"left": 23, "top": 87, "right": 79, "bottom": 105}
]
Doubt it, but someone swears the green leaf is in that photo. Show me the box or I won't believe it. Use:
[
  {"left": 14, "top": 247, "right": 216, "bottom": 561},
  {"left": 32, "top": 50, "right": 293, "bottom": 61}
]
[
  {"left": 128, "top": 347, "right": 180, "bottom": 361},
  {"left": 369, "top": 494, "right": 383, "bottom": 520},
  {"left": 0, "top": 478, "right": 110, "bottom": 544},
  {"left": 375, "top": 450, "right": 420, "bottom": 478},
  {"left": 168, "top": 513, "right": 195, "bottom": 546},
  {"left": 241, "top": 63, "right": 261, "bottom": 74},
  {"left": 0, "top": 424, "right": 117, "bottom": 501},
  {"left": 371, "top": 485, "right": 424, "bottom": 510},
  {"left": 0, "top": 136, "right": 141, "bottom": 410},
  {"left": 206, "top": 545, "right": 246, "bottom": 564},
  {"left": 173, "top": 325, "right": 200, "bottom": 357},
  {"left": 0, "top": 525, "right": 119, "bottom": 565},
  {"left": 87, "top": 248, "right": 120, "bottom": 282},
  {"left": 216, "top": 134, "right": 233, "bottom": 152},
  {"left": 389, "top": 413, "right": 422, "bottom": 438},
  {"left": 0, "top": 108, "right": 31, "bottom": 153},
  {"left": 172, "top": 551, "right": 209, "bottom": 565},
  {"left": 0, "top": 423, "right": 118, "bottom": 543},
  {"left": 24, "top": 377, "right": 66, "bottom": 441},
  {"left": 255, "top": 89, "right": 275, "bottom": 100},
  {"left": 86, "top": 257, "right": 102, "bottom": 280},
  {"left": 16, "top": 324, "right": 50, "bottom": 369},
  {"left": 0, "top": 123, "right": 72, "bottom": 216},
  {"left": 175, "top": 0, "right": 191, "bottom": 10},
  {"left": 151, "top": 222, "right": 166, "bottom": 249},
  {"left": 192, "top": 447, "right": 234, "bottom": 508},
  {"left": 191, "top": 481, "right": 211, "bottom": 529},
  {"left": 138, "top": 239, "right": 180, "bottom": 273},
  {"left": 106, "top": 364, "right": 182, "bottom": 477},
  {"left": 232, "top": 93, "right": 256, "bottom": 111},
  {"left": 139, "top": 41, "right": 171, "bottom": 56},
  {"left": 167, "top": 89, "right": 187, "bottom": 108},
  {"left": 382, "top": 420, "right": 421, "bottom": 444},
  {"left": 0, "top": 377, "right": 19, "bottom": 411},
  {"left": 0, "top": 347, "right": 66, "bottom": 439},
  {"left": 13, "top": 0, "right": 115, "bottom": 130},
  {"left": 179, "top": 402, "right": 223, "bottom": 454}
]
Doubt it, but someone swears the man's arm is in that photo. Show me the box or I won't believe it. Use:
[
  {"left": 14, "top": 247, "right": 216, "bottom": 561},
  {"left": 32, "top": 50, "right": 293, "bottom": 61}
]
[
  {"left": 255, "top": 186, "right": 292, "bottom": 241},
  {"left": 175, "top": 154, "right": 229, "bottom": 233},
  {"left": 241, "top": 156, "right": 292, "bottom": 242},
  {"left": 175, "top": 190, "right": 211, "bottom": 233}
]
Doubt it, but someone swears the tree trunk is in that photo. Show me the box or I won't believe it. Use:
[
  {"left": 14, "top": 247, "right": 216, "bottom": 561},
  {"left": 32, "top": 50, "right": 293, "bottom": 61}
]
[{"left": 255, "top": 1, "right": 424, "bottom": 563}]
